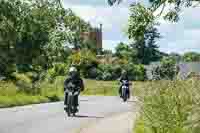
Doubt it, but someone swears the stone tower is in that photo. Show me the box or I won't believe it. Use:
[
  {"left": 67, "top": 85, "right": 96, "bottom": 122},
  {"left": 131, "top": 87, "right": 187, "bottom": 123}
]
[{"left": 81, "top": 24, "right": 102, "bottom": 52}]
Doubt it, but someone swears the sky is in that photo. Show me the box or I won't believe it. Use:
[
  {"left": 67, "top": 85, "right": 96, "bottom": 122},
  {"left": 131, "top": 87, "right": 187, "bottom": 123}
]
[{"left": 62, "top": 0, "right": 200, "bottom": 54}]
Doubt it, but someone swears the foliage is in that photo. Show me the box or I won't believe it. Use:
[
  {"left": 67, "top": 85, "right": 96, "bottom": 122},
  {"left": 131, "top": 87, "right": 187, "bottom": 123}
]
[
  {"left": 127, "top": 4, "right": 162, "bottom": 65},
  {"left": 0, "top": 0, "right": 91, "bottom": 78},
  {"left": 47, "top": 63, "right": 69, "bottom": 82},
  {"left": 182, "top": 52, "right": 200, "bottom": 62},
  {"left": 152, "top": 57, "right": 178, "bottom": 80},
  {"left": 90, "top": 63, "right": 146, "bottom": 81},
  {"left": 128, "top": 4, "right": 155, "bottom": 41},
  {"left": 63, "top": 9, "right": 92, "bottom": 50},
  {"left": 96, "top": 64, "right": 121, "bottom": 80},
  {"left": 169, "top": 52, "right": 182, "bottom": 62},
  {"left": 115, "top": 42, "right": 137, "bottom": 63},
  {"left": 108, "top": 0, "right": 199, "bottom": 22},
  {"left": 130, "top": 27, "right": 162, "bottom": 65},
  {"left": 68, "top": 49, "right": 98, "bottom": 78},
  {"left": 133, "top": 80, "right": 200, "bottom": 133}
]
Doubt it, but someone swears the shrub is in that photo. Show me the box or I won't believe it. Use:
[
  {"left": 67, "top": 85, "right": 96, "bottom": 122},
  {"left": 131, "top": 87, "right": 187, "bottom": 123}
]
[
  {"left": 134, "top": 80, "right": 200, "bottom": 133},
  {"left": 69, "top": 49, "right": 98, "bottom": 78},
  {"left": 0, "top": 81, "right": 17, "bottom": 96},
  {"left": 83, "top": 63, "right": 146, "bottom": 81},
  {"left": 152, "top": 57, "right": 178, "bottom": 80},
  {"left": 11, "top": 72, "right": 33, "bottom": 93},
  {"left": 47, "top": 63, "right": 69, "bottom": 82},
  {"left": 134, "top": 64, "right": 146, "bottom": 81},
  {"left": 123, "top": 64, "right": 146, "bottom": 81},
  {"left": 87, "top": 67, "right": 99, "bottom": 79},
  {"left": 97, "top": 64, "right": 118, "bottom": 81}
]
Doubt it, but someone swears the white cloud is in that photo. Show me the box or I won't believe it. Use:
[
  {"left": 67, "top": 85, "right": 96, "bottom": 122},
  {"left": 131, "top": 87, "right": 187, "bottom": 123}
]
[
  {"left": 63, "top": 4, "right": 129, "bottom": 31},
  {"left": 63, "top": 2, "right": 129, "bottom": 51},
  {"left": 157, "top": 6, "right": 200, "bottom": 54},
  {"left": 63, "top": 1, "right": 200, "bottom": 53},
  {"left": 159, "top": 39, "right": 200, "bottom": 54}
]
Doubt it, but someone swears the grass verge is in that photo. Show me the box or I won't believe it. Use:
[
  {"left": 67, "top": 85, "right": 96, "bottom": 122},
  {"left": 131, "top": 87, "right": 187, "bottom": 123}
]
[
  {"left": 0, "top": 78, "right": 119, "bottom": 108},
  {"left": 133, "top": 79, "right": 200, "bottom": 133}
]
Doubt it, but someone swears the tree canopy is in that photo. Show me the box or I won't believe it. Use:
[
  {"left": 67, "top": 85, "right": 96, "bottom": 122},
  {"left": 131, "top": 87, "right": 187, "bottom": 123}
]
[
  {"left": 0, "top": 0, "right": 92, "bottom": 77},
  {"left": 108, "top": 0, "right": 200, "bottom": 22}
]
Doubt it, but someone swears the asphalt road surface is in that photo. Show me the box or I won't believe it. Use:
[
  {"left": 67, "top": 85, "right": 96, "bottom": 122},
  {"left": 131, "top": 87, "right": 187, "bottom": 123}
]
[{"left": 0, "top": 96, "right": 135, "bottom": 133}]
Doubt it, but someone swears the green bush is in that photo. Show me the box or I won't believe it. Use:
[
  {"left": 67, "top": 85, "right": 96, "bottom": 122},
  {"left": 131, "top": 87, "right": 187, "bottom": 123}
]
[
  {"left": 84, "top": 64, "right": 146, "bottom": 81},
  {"left": 47, "top": 63, "right": 69, "bottom": 82},
  {"left": 152, "top": 57, "right": 178, "bottom": 80},
  {"left": 87, "top": 67, "right": 99, "bottom": 79},
  {"left": 11, "top": 72, "right": 33, "bottom": 94},
  {"left": 123, "top": 64, "right": 146, "bottom": 81},
  {"left": 134, "top": 64, "right": 146, "bottom": 81},
  {"left": 68, "top": 49, "right": 98, "bottom": 78}
]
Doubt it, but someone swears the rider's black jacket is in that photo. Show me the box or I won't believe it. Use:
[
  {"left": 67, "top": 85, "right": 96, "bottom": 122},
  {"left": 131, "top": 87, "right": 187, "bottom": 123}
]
[
  {"left": 64, "top": 75, "right": 84, "bottom": 92},
  {"left": 119, "top": 74, "right": 129, "bottom": 83}
]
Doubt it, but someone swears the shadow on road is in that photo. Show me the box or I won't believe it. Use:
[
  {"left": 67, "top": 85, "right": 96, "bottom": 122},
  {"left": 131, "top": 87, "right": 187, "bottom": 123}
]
[
  {"left": 127, "top": 100, "right": 136, "bottom": 103},
  {"left": 75, "top": 115, "right": 104, "bottom": 119},
  {"left": 79, "top": 99, "right": 89, "bottom": 102}
]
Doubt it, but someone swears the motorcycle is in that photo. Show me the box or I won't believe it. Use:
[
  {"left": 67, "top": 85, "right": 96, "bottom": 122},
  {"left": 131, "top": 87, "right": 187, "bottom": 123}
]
[
  {"left": 64, "top": 83, "right": 80, "bottom": 117},
  {"left": 120, "top": 80, "right": 130, "bottom": 102}
]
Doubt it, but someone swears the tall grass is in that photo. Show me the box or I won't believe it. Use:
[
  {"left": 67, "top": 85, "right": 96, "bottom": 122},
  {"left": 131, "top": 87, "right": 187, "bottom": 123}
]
[
  {"left": 0, "top": 76, "right": 65, "bottom": 108},
  {"left": 133, "top": 79, "right": 200, "bottom": 133}
]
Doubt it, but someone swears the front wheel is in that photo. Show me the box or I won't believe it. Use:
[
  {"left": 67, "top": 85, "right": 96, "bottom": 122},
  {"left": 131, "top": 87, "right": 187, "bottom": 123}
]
[
  {"left": 122, "top": 87, "right": 127, "bottom": 102},
  {"left": 67, "top": 110, "right": 71, "bottom": 117},
  {"left": 67, "top": 93, "right": 73, "bottom": 117},
  {"left": 73, "top": 112, "right": 76, "bottom": 116}
]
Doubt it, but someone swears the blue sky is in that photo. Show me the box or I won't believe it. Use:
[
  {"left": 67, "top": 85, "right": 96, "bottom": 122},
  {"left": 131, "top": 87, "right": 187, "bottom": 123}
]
[{"left": 62, "top": 0, "right": 200, "bottom": 54}]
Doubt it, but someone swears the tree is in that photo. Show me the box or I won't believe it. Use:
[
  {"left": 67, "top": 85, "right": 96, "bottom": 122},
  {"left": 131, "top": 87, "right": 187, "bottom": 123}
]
[
  {"left": 0, "top": 0, "right": 92, "bottom": 78},
  {"left": 63, "top": 9, "right": 92, "bottom": 50},
  {"left": 115, "top": 42, "right": 137, "bottom": 62},
  {"left": 108, "top": 0, "right": 200, "bottom": 22},
  {"left": 182, "top": 52, "right": 200, "bottom": 62},
  {"left": 126, "top": 4, "right": 164, "bottom": 65}
]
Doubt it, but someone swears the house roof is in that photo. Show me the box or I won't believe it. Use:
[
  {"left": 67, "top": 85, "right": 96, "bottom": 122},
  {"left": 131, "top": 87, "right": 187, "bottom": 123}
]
[
  {"left": 178, "top": 62, "right": 200, "bottom": 79},
  {"left": 145, "top": 62, "right": 200, "bottom": 80}
]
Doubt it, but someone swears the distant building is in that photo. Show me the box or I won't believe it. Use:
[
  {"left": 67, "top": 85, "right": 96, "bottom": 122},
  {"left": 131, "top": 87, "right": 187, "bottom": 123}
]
[
  {"left": 81, "top": 24, "right": 102, "bottom": 52},
  {"left": 145, "top": 62, "right": 200, "bottom": 80},
  {"left": 177, "top": 62, "right": 200, "bottom": 80}
]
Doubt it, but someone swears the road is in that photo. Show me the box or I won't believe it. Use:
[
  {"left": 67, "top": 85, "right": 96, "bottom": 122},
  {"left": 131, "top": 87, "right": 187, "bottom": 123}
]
[{"left": 0, "top": 96, "right": 136, "bottom": 133}]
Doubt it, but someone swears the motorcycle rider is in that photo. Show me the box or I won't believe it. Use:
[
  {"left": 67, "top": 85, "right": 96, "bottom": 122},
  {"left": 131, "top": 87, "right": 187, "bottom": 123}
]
[
  {"left": 64, "top": 66, "right": 84, "bottom": 112},
  {"left": 119, "top": 70, "right": 130, "bottom": 98}
]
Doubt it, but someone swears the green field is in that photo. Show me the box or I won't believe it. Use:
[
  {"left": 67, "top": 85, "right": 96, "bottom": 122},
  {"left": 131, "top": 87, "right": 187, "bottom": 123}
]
[{"left": 0, "top": 78, "right": 120, "bottom": 108}]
